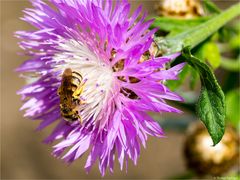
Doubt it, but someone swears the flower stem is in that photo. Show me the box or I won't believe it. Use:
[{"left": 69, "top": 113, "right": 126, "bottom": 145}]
[{"left": 156, "top": 2, "right": 240, "bottom": 55}]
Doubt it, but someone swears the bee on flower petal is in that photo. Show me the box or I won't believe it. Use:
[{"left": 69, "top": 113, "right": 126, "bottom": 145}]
[
  {"left": 57, "top": 68, "right": 85, "bottom": 123},
  {"left": 17, "top": 0, "right": 185, "bottom": 175}
]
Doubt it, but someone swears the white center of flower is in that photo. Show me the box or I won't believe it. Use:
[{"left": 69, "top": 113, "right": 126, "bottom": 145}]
[{"left": 52, "top": 39, "right": 114, "bottom": 123}]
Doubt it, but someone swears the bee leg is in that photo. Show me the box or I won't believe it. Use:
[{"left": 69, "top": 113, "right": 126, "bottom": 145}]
[
  {"left": 72, "top": 98, "right": 86, "bottom": 106},
  {"left": 74, "top": 110, "right": 83, "bottom": 124},
  {"left": 72, "top": 87, "right": 83, "bottom": 99},
  {"left": 72, "top": 84, "right": 86, "bottom": 102}
]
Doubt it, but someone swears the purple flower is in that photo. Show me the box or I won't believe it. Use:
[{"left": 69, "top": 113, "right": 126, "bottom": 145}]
[{"left": 16, "top": 0, "right": 185, "bottom": 176}]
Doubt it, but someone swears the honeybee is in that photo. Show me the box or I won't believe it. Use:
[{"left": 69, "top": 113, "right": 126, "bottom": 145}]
[{"left": 57, "top": 68, "right": 85, "bottom": 123}]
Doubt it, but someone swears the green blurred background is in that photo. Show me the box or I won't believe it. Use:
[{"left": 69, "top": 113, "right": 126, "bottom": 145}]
[{"left": 1, "top": 0, "right": 239, "bottom": 179}]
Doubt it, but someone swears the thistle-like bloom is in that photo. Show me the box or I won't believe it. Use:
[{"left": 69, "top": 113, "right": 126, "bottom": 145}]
[{"left": 17, "top": 0, "right": 185, "bottom": 175}]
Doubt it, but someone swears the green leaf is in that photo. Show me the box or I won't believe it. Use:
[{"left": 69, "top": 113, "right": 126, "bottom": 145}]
[
  {"left": 203, "top": 0, "right": 221, "bottom": 14},
  {"left": 226, "top": 89, "right": 240, "bottom": 129},
  {"left": 182, "top": 47, "right": 226, "bottom": 145}
]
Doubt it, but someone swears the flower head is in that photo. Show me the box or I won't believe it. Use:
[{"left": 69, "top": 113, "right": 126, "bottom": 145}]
[
  {"left": 17, "top": 0, "right": 185, "bottom": 175},
  {"left": 155, "top": 0, "right": 204, "bottom": 18}
]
